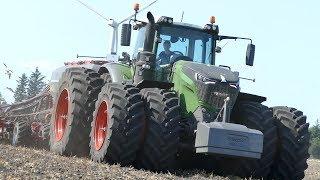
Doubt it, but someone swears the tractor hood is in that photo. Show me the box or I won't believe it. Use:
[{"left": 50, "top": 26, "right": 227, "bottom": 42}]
[{"left": 180, "top": 61, "right": 239, "bottom": 83}]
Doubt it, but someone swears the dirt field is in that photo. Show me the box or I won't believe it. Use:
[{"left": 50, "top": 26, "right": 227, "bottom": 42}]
[
  {"left": 305, "top": 159, "right": 320, "bottom": 180},
  {"left": 0, "top": 142, "right": 319, "bottom": 180}
]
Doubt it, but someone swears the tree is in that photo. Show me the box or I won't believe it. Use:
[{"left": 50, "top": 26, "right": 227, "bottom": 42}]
[
  {"left": 309, "top": 119, "right": 320, "bottom": 159},
  {"left": 310, "top": 137, "right": 320, "bottom": 159},
  {"left": 14, "top": 73, "right": 28, "bottom": 102},
  {"left": 27, "top": 67, "right": 46, "bottom": 98},
  {"left": 310, "top": 119, "right": 320, "bottom": 139},
  {"left": 0, "top": 92, "right": 6, "bottom": 105}
]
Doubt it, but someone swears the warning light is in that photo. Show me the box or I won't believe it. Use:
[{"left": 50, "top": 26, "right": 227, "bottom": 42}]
[
  {"left": 210, "top": 16, "right": 216, "bottom": 24},
  {"left": 134, "top": 3, "right": 140, "bottom": 11}
]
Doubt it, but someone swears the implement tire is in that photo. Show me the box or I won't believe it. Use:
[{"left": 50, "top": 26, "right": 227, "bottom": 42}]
[
  {"left": 49, "top": 67, "right": 103, "bottom": 157},
  {"left": 12, "top": 120, "right": 33, "bottom": 147},
  {"left": 137, "top": 88, "right": 181, "bottom": 171},
  {"left": 89, "top": 83, "right": 145, "bottom": 165},
  {"left": 217, "top": 101, "right": 277, "bottom": 178},
  {"left": 270, "top": 106, "right": 310, "bottom": 180}
]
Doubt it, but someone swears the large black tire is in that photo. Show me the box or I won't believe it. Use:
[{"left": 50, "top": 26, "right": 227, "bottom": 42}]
[
  {"left": 137, "top": 88, "right": 181, "bottom": 171},
  {"left": 12, "top": 120, "right": 33, "bottom": 147},
  {"left": 270, "top": 106, "right": 310, "bottom": 180},
  {"left": 217, "top": 101, "right": 277, "bottom": 178},
  {"left": 89, "top": 83, "right": 145, "bottom": 165},
  {"left": 100, "top": 72, "right": 112, "bottom": 83},
  {"left": 49, "top": 67, "right": 103, "bottom": 157}
]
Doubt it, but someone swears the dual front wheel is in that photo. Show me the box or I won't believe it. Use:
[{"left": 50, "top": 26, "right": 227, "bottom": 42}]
[
  {"left": 89, "top": 83, "right": 145, "bottom": 165},
  {"left": 90, "top": 84, "right": 180, "bottom": 170}
]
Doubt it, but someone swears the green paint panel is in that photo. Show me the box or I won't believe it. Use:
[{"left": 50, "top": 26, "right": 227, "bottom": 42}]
[
  {"left": 172, "top": 61, "right": 199, "bottom": 117},
  {"left": 172, "top": 61, "right": 218, "bottom": 118},
  {"left": 117, "top": 63, "right": 133, "bottom": 79}
]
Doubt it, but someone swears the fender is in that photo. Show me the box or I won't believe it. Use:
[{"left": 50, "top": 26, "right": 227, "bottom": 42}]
[
  {"left": 236, "top": 92, "right": 267, "bottom": 103},
  {"left": 49, "top": 62, "right": 133, "bottom": 96},
  {"left": 49, "top": 64, "right": 102, "bottom": 98},
  {"left": 50, "top": 64, "right": 102, "bottom": 83}
]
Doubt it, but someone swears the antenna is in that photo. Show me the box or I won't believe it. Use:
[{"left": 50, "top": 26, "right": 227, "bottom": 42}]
[
  {"left": 180, "top": 11, "right": 184, "bottom": 22},
  {"left": 75, "top": 0, "right": 110, "bottom": 21},
  {"left": 75, "top": 0, "right": 158, "bottom": 55},
  {"left": 118, "top": 0, "right": 158, "bottom": 25}
]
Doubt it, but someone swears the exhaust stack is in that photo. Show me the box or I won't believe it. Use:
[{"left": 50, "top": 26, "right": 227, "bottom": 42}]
[
  {"left": 133, "top": 12, "right": 157, "bottom": 86},
  {"left": 143, "top": 12, "right": 156, "bottom": 52}
]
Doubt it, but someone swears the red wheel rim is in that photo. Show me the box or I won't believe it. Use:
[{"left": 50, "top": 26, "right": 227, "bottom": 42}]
[
  {"left": 55, "top": 89, "right": 69, "bottom": 141},
  {"left": 94, "top": 101, "right": 108, "bottom": 150}
]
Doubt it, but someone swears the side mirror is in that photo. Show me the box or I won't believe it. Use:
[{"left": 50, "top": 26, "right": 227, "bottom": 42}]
[
  {"left": 246, "top": 43, "right": 255, "bottom": 66},
  {"left": 215, "top": 46, "right": 222, "bottom": 53},
  {"left": 121, "top": 24, "right": 132, "bottom": 46}
]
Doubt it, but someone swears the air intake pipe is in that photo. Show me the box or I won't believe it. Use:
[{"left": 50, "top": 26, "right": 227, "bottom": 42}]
[
  {"left": 133, "top": 12, "right": 157, "bottom": 86},
  {"left": 143, "top": 12, "right": 156, "bottom": 52}
]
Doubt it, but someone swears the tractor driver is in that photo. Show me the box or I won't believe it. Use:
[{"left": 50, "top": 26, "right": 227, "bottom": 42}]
[{"left": 158, "top": 40, "right": 174, "bottom": 65}]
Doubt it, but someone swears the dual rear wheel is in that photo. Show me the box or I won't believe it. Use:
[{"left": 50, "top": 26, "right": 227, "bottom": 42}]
[
  {"left": 49, "top": 67, "right": 104, "bottom": 156},
  {"left": 49, "top": 68, "right": 181, "bottom": 171}
]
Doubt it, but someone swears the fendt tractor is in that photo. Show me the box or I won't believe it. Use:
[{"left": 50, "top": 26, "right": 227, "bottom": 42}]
[{"left": 0, "top": 3, "right": 310, "bottom": 180}]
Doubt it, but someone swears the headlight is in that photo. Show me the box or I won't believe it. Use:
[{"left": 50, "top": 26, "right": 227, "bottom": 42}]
[
  {"left": 195, "top": 73, "right": 216, "bottom": 84},
  {"left": 229, "top": 81, "right": 240, "bottom": 89}
]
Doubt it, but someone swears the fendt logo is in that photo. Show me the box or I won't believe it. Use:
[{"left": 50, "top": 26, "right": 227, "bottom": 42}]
[
  {"left": 227, "top": 135, "right": 249, "bottom": 148},
  {"left": 213, "top": 92, "right": 229, "bottom": 97}
]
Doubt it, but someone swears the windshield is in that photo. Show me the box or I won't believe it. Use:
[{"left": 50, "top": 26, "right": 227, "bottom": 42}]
[{"left": 156, "top": 26, "right": 214, "bottom": 65}]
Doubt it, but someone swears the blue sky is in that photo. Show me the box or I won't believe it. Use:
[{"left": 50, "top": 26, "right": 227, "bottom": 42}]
[{"left": 0, "top": 0, "right": 319, "bottom": 124}]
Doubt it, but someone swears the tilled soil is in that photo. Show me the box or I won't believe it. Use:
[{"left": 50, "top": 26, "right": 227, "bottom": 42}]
[
  {"left": 305, "top": 158, "right": 320, "bottom": 180},
  {"left": 0, "top": 142, "right": 319, "bottom": 180},
  {"left": 0, "top": 142, "right": 229, "bottom": 180}
]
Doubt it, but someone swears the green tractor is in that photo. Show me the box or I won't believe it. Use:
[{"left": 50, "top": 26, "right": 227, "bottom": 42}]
[{"left": 48, "top": 10, "right": 310, "bottom": 179}]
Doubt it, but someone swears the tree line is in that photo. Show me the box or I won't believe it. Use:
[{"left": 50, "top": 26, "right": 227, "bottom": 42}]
[
  {"left": 14, "top": 67, "right": 46, "bottom": 102},
  {"left": 310, "top": 120, "right": 320, "bottom": 159}
]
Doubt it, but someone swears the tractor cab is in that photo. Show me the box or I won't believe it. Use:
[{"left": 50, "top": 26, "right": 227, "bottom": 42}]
[
  {"left": 130, "top": 17, "right": 217, "bottom": 83},
  {"left": 133, "top": 21, "right": 215, "bottom": 66},
  {"left": 123, "top": 13, "right": 255, "bottom": 88},
  {"left": 155, "top": 23, "right": 214, "bottom": 66},
  {"left": 154, "top": 21, "right": 217, "bottom": 83}
]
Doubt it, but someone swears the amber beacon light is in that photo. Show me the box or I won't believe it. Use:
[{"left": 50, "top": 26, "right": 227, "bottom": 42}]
[
  {"left": 134, "top": 3, "right": 140, "bottom": 11},
  {"left": 210, "top": 16, "right": 216, "bottom": 24}
]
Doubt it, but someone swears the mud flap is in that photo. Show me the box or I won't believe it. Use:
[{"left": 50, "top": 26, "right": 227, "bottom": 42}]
[{"left": 195, "top": 122, "right": 263, "bottom": 159}]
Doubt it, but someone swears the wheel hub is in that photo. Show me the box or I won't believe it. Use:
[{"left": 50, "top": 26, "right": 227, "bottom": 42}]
[
  {"left": 94, "top": 101, "right": 108, "bottom": 150},
  {"left": 54, "top": 89, "right": 69, "bottom": 141}
]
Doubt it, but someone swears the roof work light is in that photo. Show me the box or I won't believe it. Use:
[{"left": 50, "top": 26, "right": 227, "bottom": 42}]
[
  {"left": 157, "top": 16, "right": 173, "bottom": 24},
  {"left": 203, "top": 16, "right": 219, "bottom": 34}
]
